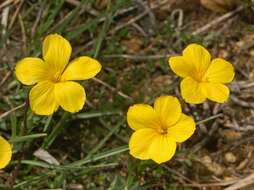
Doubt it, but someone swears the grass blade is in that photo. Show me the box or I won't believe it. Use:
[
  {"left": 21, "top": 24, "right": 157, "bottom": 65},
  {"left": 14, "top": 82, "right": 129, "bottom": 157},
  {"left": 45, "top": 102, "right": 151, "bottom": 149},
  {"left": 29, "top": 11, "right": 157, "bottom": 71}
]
[
  {"left": 196, "top": 113, "right": 223, "bottom": 125},
  {"left": 10, "top": 133, "right": 47, "bottom": 143},
  {"left": 68, "top": 145, "right": 128, "bottom": 167},
  {"left": 74, "top": 110, "right": 121, "bottom": 119}
]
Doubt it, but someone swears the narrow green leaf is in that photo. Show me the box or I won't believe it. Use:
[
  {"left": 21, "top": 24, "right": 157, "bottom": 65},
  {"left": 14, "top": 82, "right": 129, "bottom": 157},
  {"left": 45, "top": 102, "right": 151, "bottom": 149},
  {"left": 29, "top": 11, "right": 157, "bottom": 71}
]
[
  {"left": 74, "top": 110, "right": 121, "bottom": 119},
  {"left": 196, "top": 113, "right": 223, "bottom": 125},
  {"left": 37, "top": 0, "right": 65, "bottom": 36},
  {"left": 42, "top": 112, "right": 69, "bottom": 149},
  {"left": 68, "top": 145, "right": 128, "bottom": 167},
  {"left": 55, "top": 0, "right": 88, "bottom": 33},
  {"left": 10, "top": 133, "right": 47, "bottom": 143}
]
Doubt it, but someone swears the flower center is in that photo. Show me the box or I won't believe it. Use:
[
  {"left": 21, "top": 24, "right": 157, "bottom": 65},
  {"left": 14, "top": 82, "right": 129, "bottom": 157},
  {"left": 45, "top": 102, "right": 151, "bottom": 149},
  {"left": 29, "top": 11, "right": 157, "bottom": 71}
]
[
  {"left": 51, "top": 71, "right": 62, "bottom": 83},
  {"left": 157, "top": 125, "right": 168, "bottom": 135},
  {"left": 192, "top": 70, "right": 207, "bottom": 82}
]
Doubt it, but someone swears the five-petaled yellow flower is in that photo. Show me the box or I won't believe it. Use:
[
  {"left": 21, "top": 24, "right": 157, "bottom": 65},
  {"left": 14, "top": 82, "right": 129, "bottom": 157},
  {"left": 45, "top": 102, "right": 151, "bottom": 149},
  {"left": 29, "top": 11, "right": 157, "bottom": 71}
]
[
  {"left": 127, "top": 96, "right": 195, "bottom": 164},
  {"left": 0, "top": 136, "right": 12, "bottom": 169},
  {"left": 169, "top": 44, "right": 235, "bottom": 104},
  {"left": 15, "top": 34, "right": 102, "bottom": 115}
]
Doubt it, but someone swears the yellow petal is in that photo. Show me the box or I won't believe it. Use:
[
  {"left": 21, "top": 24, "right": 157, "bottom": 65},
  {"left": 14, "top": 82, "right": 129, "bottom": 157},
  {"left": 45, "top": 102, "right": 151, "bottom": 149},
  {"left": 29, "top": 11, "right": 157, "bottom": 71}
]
[
  {"left": 154, "top": 96, "right": 182, "bottom": 127},
  {"left": 168, "top": 56, "right": 194, "bottom": 78},
  {"left": 180, "top": 77, "right": 206, "bottom": 104},
  {"left": 149, "top": 135, "right": 176, "bottom": 164},
  {"left": 167, "top": 114, "right": 196, "bottom": 143},
  {"left": 61, "top": 56, "right": 102, "bottom": 81},
  {"left": 55, "top": 81, "right": 85, "bottom": 113},
  {"left": 43, "top": 34, "right": 72, "bottom": 73},
  {"left": 129, "top": 128, "right": 158, "bottom": 160},
  {"left": 15, "top": 58, "right": 49, "bottom": 85},
  {"left": 0, "top": 136, "right": 12, "bottom": 169},
  {"left": 205, "top": 58, "right": 235, "bottom": 83},
  {"left": 127, "top": 104, "right": 158, "bottom": 131},
  {"left": 29, "top": 81, "right": 58, "bottom": 115},
  {"left": 183, "top": 43, "right": 211, "bottom": 73},
  {"left": 201, "top": 82, "right": 230, "bottom": 103}
]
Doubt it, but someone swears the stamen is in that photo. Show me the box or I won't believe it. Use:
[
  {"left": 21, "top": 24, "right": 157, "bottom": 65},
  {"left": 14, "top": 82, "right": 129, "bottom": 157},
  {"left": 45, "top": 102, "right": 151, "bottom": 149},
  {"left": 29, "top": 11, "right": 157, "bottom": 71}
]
[
  {"left": 51, "top": 71, "right": 62, "bottom": 82},
  {"left": 158, "top": 126, "right": 168, "bottom": 135}
]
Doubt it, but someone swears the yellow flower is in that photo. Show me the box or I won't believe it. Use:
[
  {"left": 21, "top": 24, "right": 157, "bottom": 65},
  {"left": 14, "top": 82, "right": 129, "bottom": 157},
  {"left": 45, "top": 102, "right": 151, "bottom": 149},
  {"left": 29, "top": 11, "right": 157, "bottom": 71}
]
[
  {"left": 15, "top": 34, "right": 101, "bottom": 115},
  {"left": 0, "top": 136, "right": 12, "bottom": 169},
  {"left": 169, "top": 44, "right": 235, "bottom": 104},
  {"left": 127, "top": 96, "right": 195, "bottom": 164}
]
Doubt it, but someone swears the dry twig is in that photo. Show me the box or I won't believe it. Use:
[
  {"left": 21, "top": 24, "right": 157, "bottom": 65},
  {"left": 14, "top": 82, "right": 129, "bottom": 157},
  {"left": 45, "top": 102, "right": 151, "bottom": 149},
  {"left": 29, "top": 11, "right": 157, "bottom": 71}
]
[
  {"left": 0, "top": 0, "right": 20, "bottom": 10},
  {"left": 92, "top": 77, "right": 132, "bottom": 100},
  {"left": 192, "top": 6, "right": 244, "bottom": 35},
  {"left": 0, "top": 103, "right": 26, "bottom": 120},
  {"left": 103, "top": 54, "right": 171, "bottom": 60},
  {"left": 31, "top": 2, "right": 45, "bottom": 37},
  {"left": 1, "top": 6, "right": 10, "bottom": 37},
  {"left": 224, "top": 173, "right": 254, "bottom": 190},
  {"left": 0, "top": 71, "right": 12, "bottom": 87},
  {"left": 8, "top": 0, "right": 23, "bottom": 30},
  {"left": 183, "top": 179, "right": 239, "bottom": 188},
  {"left": 231, "top": 95, "right": 254, "bottom": 109},
  {"left": 110, "top": 0, "right": 168, "bottom": 34}
]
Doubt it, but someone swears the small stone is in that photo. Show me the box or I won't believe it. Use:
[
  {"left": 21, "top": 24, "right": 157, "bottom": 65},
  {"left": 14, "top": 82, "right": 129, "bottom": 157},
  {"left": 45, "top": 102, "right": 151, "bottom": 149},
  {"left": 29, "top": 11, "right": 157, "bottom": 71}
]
[
  {"left": 224, "top": 152, "right": 237, "bottom": 163},
  {"left": 221, "top": 130, "right": 241, "bottom": 141},
  {"left": 201, "top": 155, "right": 224, "bottom": 176}
]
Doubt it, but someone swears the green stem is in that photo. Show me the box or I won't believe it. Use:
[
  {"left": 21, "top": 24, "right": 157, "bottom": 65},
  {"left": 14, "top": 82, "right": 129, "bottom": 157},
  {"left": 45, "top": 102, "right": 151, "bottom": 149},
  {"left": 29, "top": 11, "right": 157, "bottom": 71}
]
[
  {"left": 42, "top": 112, "right": 70, "bottom": 149},
  {"left": 196, "top": 113, "right": 223, "bottom": 125}
]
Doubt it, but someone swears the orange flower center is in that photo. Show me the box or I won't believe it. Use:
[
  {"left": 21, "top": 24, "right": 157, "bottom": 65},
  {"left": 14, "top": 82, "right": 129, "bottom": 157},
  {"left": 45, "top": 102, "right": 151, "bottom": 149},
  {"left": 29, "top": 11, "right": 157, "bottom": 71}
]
[
  {"left": 192, "top": 70, "right": 207, "bottom": 82},
  {"left": 51, "top": 71, "right": 62, "bottom": 83},
  {"left": 157, "top": 125, "right": 168, "bottom": 135}
]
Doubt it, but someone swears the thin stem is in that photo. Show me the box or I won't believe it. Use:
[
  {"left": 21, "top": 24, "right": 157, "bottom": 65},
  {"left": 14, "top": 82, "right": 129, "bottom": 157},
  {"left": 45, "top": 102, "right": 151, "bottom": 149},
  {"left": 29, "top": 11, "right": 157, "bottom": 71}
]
[
  {"left": 6, "top": 94, "right": 30, "bottom": 188},
  {"left": 196, "top": 113, "right": 223, "bottom": 125},
  {"left": 42, "top": 112, "right": 70, "bottom": 149}
]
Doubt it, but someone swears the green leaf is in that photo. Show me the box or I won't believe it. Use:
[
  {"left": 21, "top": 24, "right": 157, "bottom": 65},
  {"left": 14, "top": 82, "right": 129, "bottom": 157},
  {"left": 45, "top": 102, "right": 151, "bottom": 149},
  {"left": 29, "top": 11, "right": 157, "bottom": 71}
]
[{"left": 10, "top": 133, "right": 47, "bottom": 143}]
